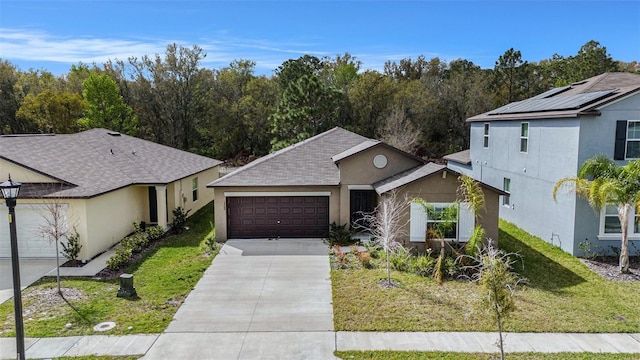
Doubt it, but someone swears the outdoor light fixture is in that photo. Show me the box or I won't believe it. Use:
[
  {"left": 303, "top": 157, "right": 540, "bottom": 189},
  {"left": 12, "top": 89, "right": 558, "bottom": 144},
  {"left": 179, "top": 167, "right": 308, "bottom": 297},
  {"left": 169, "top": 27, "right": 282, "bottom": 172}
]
[{"left": 0, "top": 175, "right": 25, "bottom": 360}]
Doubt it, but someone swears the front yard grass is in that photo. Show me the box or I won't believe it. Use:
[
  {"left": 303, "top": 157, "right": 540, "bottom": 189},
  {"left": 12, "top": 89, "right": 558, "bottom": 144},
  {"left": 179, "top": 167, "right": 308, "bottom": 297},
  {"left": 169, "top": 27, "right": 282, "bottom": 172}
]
[
  {"left": 335, "top": 351, "right": 640, "bottom": 360},
  {"left": 0, "top": 203, "right": 217, "bottom": 337},
  {"left": 332, "top": 220, "right": 640, "bottom": 333}
]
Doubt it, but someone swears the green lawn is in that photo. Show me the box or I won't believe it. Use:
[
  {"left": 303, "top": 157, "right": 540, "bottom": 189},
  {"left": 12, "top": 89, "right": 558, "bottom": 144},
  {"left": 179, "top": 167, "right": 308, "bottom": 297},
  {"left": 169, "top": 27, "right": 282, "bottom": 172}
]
[
  {"left": 0, "top": 203, "right": 216, "bottom": 337},
  {"left": 335, "top": 351, "right": 640, "bottom": 360},
  {"left": 332, "top": 220, "right": 640, "bottom": 333}
]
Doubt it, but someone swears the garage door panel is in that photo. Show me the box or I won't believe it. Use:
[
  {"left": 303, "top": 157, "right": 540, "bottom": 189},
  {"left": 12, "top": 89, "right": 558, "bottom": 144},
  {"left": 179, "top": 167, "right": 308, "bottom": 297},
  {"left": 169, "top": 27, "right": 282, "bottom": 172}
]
[
  {"left": 227, "top": 196, "right": 328, "bottom": 239},
  {"left": 0, "top": 204, "right": 65, "bottom": 258}
]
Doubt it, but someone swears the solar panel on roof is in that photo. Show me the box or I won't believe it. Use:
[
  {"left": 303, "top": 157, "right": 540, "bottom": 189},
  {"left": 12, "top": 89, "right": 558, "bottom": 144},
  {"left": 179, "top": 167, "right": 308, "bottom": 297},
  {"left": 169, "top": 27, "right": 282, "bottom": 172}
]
[
  {"left": 488, "top": 89, "right": 617, "bottom": 115},
  {"left": 531, "top": 85, "right": 572, "bottom": 99}
]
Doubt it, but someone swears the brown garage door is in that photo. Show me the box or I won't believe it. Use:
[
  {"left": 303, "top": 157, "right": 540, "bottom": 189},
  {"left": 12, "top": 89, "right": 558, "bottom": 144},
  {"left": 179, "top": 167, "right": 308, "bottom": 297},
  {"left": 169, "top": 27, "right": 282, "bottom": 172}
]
[{"left": 227, "top": 196, "right": 329, "bottom": 238}]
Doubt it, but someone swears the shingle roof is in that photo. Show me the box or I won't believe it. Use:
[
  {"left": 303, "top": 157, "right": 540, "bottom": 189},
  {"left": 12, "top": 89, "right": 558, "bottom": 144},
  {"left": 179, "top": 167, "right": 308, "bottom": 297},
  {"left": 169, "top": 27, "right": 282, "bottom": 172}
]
[
  {"left": 208, "top": 127, "right": 370, "bottom": 187},
  {"left": 468, "top": 72, "right": 640, "bottom": 122},
  {"left": 443, "top": 149, "right": 471, "bottom": 165},
  {"left": 373, "top": 163, "right": 449, "bottom": 194},
  {"left": 331, "top": 140, "right": 380, "bottom": 163},
  {"left": 0, "top": 128, "right": 222, "bottom": 198}
]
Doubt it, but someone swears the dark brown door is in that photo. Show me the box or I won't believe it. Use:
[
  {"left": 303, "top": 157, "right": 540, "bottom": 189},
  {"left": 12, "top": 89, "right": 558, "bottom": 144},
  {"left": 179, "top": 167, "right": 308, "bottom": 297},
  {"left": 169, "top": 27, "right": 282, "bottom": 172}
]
[
  {"left": 350, "top": 190, "right": 377, "bottom": 230},
  {"left": 227, "top": 196, "right": 329, "bottom": 238}
]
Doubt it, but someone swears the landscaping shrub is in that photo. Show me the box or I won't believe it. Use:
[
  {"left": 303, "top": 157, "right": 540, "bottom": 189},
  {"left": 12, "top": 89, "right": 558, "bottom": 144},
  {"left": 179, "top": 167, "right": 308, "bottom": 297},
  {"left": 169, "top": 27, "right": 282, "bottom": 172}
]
[
  {"left": 146, "top": 225, "right": 164, "bottom": 241},
  {"left": 121, "top": 233, "right": 148, "bottom": 253},
  {"left": 356, "top": 251, "right": 374, "bottom": 269},
  {"left": 61, "top": 228, "right": 82, "bottom": 264},
  {"left": 107, "top": 247, "right": 132, "bottom": 271},
  {"left": 410, "top": 254, "right": 435, "bottom": 277},
  {"left": 169, "top": 207, "right": 191, "bottom": 234},
  {"left": 390, "top": 247, "right": 411, "bottom": 272},
  {"left": 327, "top": 222, "right": 355, "bottom": 246}
]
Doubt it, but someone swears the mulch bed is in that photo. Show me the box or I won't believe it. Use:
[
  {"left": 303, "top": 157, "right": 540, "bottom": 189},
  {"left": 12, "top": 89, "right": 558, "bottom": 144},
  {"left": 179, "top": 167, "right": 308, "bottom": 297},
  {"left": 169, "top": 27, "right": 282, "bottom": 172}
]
[{"left": 580, "top": 256, "right": 640, "bottom": 282}]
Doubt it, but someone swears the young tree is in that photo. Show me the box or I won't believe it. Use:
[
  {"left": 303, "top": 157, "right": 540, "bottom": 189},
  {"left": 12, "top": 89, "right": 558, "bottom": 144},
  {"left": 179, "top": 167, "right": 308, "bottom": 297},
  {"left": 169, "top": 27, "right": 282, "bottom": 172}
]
[
  {"left": 359, "top": 190, "right": 410, "bottom": 286},
  {"left": 553, "top": 155, "right": 640, "bottom": 273},
  {"left": 470, "top": 244, "right": 520, "bottom": 360}
]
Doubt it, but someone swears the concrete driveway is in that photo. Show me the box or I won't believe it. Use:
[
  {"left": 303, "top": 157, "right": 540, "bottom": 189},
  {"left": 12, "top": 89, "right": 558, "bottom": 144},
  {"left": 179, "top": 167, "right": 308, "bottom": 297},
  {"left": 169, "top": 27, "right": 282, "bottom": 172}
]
[
  {"left": 0, "top": 259, "right": 57, "bottom": 304},
  {"left": 143, "top": 239, "right": 337, "bottom": 360}
]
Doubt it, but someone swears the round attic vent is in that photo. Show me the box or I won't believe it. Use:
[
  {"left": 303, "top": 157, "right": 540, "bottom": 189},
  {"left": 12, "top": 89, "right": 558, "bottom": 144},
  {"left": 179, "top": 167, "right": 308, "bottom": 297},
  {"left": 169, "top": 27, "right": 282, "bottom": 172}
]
[{"left": 373, "top": 154, "right": 388, "bottom": 169}]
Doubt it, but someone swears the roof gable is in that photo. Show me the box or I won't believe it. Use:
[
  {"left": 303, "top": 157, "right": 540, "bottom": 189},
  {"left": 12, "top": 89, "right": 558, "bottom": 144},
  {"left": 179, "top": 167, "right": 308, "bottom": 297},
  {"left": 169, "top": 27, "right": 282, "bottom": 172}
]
[
  {"left": 0, "top": 129, "right": 222, "bottom": 198},
  {"left": 208, "top": 127, "right": 370, "bottom": 187}
]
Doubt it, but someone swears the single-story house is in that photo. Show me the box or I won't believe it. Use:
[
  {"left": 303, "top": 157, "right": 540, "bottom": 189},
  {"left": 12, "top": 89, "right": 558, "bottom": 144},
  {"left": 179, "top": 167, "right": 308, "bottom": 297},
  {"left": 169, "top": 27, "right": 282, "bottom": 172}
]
[
  {"left": 0, "top": 128, "right": 222, "bottom": 260},
  {"left": 207, "top": 127, "right": 504, "bottom": 249}
]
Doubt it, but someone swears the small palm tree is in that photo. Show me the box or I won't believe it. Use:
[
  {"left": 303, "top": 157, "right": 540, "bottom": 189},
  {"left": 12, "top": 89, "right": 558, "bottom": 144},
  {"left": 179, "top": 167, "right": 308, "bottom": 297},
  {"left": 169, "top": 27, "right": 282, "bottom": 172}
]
[{"left": 553, "top": 154, "right": 640, "bottom": 273}]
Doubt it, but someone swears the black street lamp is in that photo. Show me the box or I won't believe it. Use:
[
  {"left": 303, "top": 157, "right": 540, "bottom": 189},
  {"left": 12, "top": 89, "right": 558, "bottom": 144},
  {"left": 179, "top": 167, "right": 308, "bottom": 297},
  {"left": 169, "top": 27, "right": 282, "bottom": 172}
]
[{"left": 1, "top": 175, "right": 25, "bottom": 360}]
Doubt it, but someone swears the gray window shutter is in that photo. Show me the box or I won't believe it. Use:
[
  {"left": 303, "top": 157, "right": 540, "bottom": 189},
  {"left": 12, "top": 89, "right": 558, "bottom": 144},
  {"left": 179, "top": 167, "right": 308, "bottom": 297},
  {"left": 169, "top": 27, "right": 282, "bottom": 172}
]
[
  {"left": 410, "top": 202, "right": 427, "bottom": 242},
  {"left": 614, "top": 120, "right": 627, "bottom": 160}
]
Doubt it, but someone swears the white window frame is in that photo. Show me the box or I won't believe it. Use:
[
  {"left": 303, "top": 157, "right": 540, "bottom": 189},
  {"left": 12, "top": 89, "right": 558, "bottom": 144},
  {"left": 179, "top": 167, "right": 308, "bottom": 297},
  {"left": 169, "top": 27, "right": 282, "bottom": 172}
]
[
  {"left": 409, "top": 201, "right": 474, "bottom": 243},
  {"left": 520, "top": 122, "right": 529, "bottom": 153},
  {"left": 483, "top": 123, "right": 490, "bottom": 148},
  {"left": 625, "top": 120, "right": 640, "bottom": 159},
  {"left": 192, "top": 177, "right": 198, "bottom": 202},
  {"left": 502, "top": 178, "right": 511, "bottom": 207},
  {"left": 597, "top": 204, "right": 640, "bottom": 240}
]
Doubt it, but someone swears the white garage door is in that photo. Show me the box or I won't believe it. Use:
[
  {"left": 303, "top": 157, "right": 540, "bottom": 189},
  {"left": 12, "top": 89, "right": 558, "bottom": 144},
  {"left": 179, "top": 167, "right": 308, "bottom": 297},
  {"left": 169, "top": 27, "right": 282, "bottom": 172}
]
[{"left": 0, "top": 204, "right": 66, "bottom": 258}]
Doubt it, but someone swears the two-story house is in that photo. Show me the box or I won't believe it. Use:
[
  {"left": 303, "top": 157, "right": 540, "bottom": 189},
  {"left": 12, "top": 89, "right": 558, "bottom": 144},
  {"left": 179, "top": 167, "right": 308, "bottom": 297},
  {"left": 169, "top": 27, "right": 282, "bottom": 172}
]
[{"left": 446, "top": 72, "right": 640, "bottom": 256}]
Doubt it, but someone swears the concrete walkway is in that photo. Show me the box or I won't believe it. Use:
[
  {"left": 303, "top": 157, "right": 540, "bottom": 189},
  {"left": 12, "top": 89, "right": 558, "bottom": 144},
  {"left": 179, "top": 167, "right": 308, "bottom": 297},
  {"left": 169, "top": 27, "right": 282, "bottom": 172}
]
[
  {"left": 1, "top": 332, "right": 639, "bottom": 359},
  {"left": 1, "top": 240, "right": 639, "bottom": 359}
]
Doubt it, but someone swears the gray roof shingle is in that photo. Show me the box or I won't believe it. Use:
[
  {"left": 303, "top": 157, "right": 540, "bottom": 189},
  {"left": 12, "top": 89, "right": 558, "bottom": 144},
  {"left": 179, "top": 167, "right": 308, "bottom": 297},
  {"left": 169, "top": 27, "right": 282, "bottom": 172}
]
[
  {"left": 443, "top": 149, "right": 471, "bottom": 165},
  {"left": 208, "top": 127, "right": 370, "bottom": 187},
  {"left": 0, "top": 128, "right": 222, "bottom": 198},
  {"left": 373, "top": 163, "right": 448, "bottom": 194}
]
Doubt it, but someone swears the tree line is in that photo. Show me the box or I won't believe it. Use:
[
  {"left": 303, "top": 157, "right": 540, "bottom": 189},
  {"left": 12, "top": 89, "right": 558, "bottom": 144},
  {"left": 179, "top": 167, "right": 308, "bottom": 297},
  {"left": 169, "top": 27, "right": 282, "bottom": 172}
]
[{"left": 0, "top": 40, "right": 637, "bottom": 163}]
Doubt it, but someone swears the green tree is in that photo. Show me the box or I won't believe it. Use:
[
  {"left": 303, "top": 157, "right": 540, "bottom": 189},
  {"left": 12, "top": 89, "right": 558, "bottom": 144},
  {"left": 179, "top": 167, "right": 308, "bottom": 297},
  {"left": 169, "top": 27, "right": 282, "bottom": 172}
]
[
  {"left": 491, "top": 48, "right": 529, "bottom": 105},
  {"left": 553, "top": 155, "right": 640, "bottom": 273},
  {"left": 16, "top": 90, "right": 85, "bottom": 133},
  {"left": 129, "top": 44, "right": 211, "bottom": 151},
  {"left": 269, "top": 73, "right": 342, "bottom": 150},
  {"left": 345, "top": 70, "right": 396, "bottom": 138},
  {"left": 80, "top": 72, "right": 137, "bottom": 134},
  {"left": 0, "top": 60, "right": 21, "bottom": 133}
]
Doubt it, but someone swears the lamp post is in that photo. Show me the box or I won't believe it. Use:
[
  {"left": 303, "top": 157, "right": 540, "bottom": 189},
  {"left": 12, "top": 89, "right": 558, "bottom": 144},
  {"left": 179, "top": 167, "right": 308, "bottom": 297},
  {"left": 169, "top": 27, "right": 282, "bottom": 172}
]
[{"left": 1, "top": 175, "right": 25, "bottom": 360}]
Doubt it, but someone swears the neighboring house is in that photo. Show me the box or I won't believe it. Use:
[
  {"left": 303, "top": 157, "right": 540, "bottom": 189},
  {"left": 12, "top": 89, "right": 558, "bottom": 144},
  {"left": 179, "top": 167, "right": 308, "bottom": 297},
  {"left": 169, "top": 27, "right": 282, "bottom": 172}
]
[
  {"left": 446, "top": 72, "right": 640, "bottom": 256},
  {"left": 0, "top": 128, "right": 222, "bottom": 260},
  {"left": 207, "top": 127, "right": 504, "bottom": 250}
]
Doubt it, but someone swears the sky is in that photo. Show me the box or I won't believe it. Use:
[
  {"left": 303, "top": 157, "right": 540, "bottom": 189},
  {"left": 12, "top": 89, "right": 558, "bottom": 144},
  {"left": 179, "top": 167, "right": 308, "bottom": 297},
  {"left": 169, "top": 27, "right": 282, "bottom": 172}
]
[{"left": 1, "top": 1, "right": 639, "bottom": 76}]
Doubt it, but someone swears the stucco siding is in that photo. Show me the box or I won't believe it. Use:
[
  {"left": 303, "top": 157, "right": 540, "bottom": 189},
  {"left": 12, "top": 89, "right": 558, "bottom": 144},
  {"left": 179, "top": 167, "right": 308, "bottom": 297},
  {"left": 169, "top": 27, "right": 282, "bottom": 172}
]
[
  {"left": 0, "top": 159, "right": 58, "bottom": 183},
  {"left": 213, "top": 185, "right": 340, "bottom": 241},
  {"left": 84, "top": 186, "right": 147, "bottom": 259},
  {"left": 392, "top": 173, "right": 501, "bottom": 251},
  {"left": 338, "top": 146, "right": 422, "bottom": 185},
  {"left": 466, "top": 119, "right": 582, "bottom": 254}
]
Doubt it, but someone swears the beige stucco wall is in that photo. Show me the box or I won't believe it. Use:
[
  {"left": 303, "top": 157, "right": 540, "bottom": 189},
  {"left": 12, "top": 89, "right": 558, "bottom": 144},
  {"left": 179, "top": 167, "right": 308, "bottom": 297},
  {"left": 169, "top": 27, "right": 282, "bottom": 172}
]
[
  {"left": 84, "top": 186, "right": 147, "bottom": 259},
  {"left": 391, "top": 171, "right": 501, "bottom": 251},
  {"left": 168, "top": 167, "right": 219, "bottom": 223},
  {"left": 0, "top": 159, "right": 57, "bottom": 183},
  {"left": 336, "top": 145, "right": 423, "bottom": 226},
  {"left": 212, "top": 185, "right": 340, "bottom": 241}
]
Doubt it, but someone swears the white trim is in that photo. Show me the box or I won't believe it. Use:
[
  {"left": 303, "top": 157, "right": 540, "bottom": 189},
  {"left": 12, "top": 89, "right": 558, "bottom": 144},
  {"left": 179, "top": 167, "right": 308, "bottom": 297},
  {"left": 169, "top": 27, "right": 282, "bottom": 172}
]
[
  {"left": 347, "top": 185, "right": 374, "bottom": 190},
  {"left": 625, "top": 120, "right": 640, "bottom": 160},
  {"left": 597, "top": 204, "right": 640, "bottom": 239},
  {"left": 520, "top": 122, "right": 529, "bottom": 153},
  {"left": 224, "top": 191, "right": 331, "bottom": 197},
  {"left": 483, "top": 123, "right": 490, "bottom": 149}
]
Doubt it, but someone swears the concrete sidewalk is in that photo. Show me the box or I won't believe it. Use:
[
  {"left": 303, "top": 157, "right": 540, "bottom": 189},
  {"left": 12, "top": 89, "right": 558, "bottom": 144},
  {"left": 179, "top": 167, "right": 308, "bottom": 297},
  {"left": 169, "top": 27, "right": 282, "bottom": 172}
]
[{"left": 1, "top": 332, "right": 639, "bottom": 359}]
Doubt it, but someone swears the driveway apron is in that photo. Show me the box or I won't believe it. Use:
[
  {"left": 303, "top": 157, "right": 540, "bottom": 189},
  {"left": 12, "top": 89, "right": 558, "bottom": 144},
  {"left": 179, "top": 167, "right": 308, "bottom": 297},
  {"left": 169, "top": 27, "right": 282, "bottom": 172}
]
[{"left": 143, "top": 239, "right": 337, "bottom": 360}]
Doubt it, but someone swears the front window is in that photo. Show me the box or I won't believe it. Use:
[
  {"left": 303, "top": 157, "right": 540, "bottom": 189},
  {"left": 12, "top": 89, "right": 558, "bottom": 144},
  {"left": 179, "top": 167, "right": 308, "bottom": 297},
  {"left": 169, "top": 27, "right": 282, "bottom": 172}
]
[
  {"left": 599, "top": 205, "right": 640, "bottom": 238},
  {"left": 426, "top": 203, "right": 458, "bottom": 240},
  {"left": 483, "top": 123, "right": 490, "bottom": 148},
  {"left": 603, "top": 205, "right": 621, "bottom": 234},
  {"left": 192, "top": 177, "right": 198, "bottom": 202},
  {"left": 502, "top": 178, "right": 511, "bottom": 206},
  {"left": 626, "top": 121, "right": 640, "bottom": 159},
  {"left": 520, "top": 122, "right": 529, "bottom": 153}
]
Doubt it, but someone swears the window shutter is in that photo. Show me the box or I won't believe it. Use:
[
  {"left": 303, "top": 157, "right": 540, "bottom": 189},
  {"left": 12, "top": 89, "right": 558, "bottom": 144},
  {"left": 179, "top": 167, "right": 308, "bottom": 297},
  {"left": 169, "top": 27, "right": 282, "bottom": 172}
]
[
  {"left": 410, "top": 202, "right": 427, "bottom": 242},
  {"left": 458, "top": 202, "right": 475, "bottom": 242},
  {"left": 614, "top": 120, "right": 627, "bottom": 160}
]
